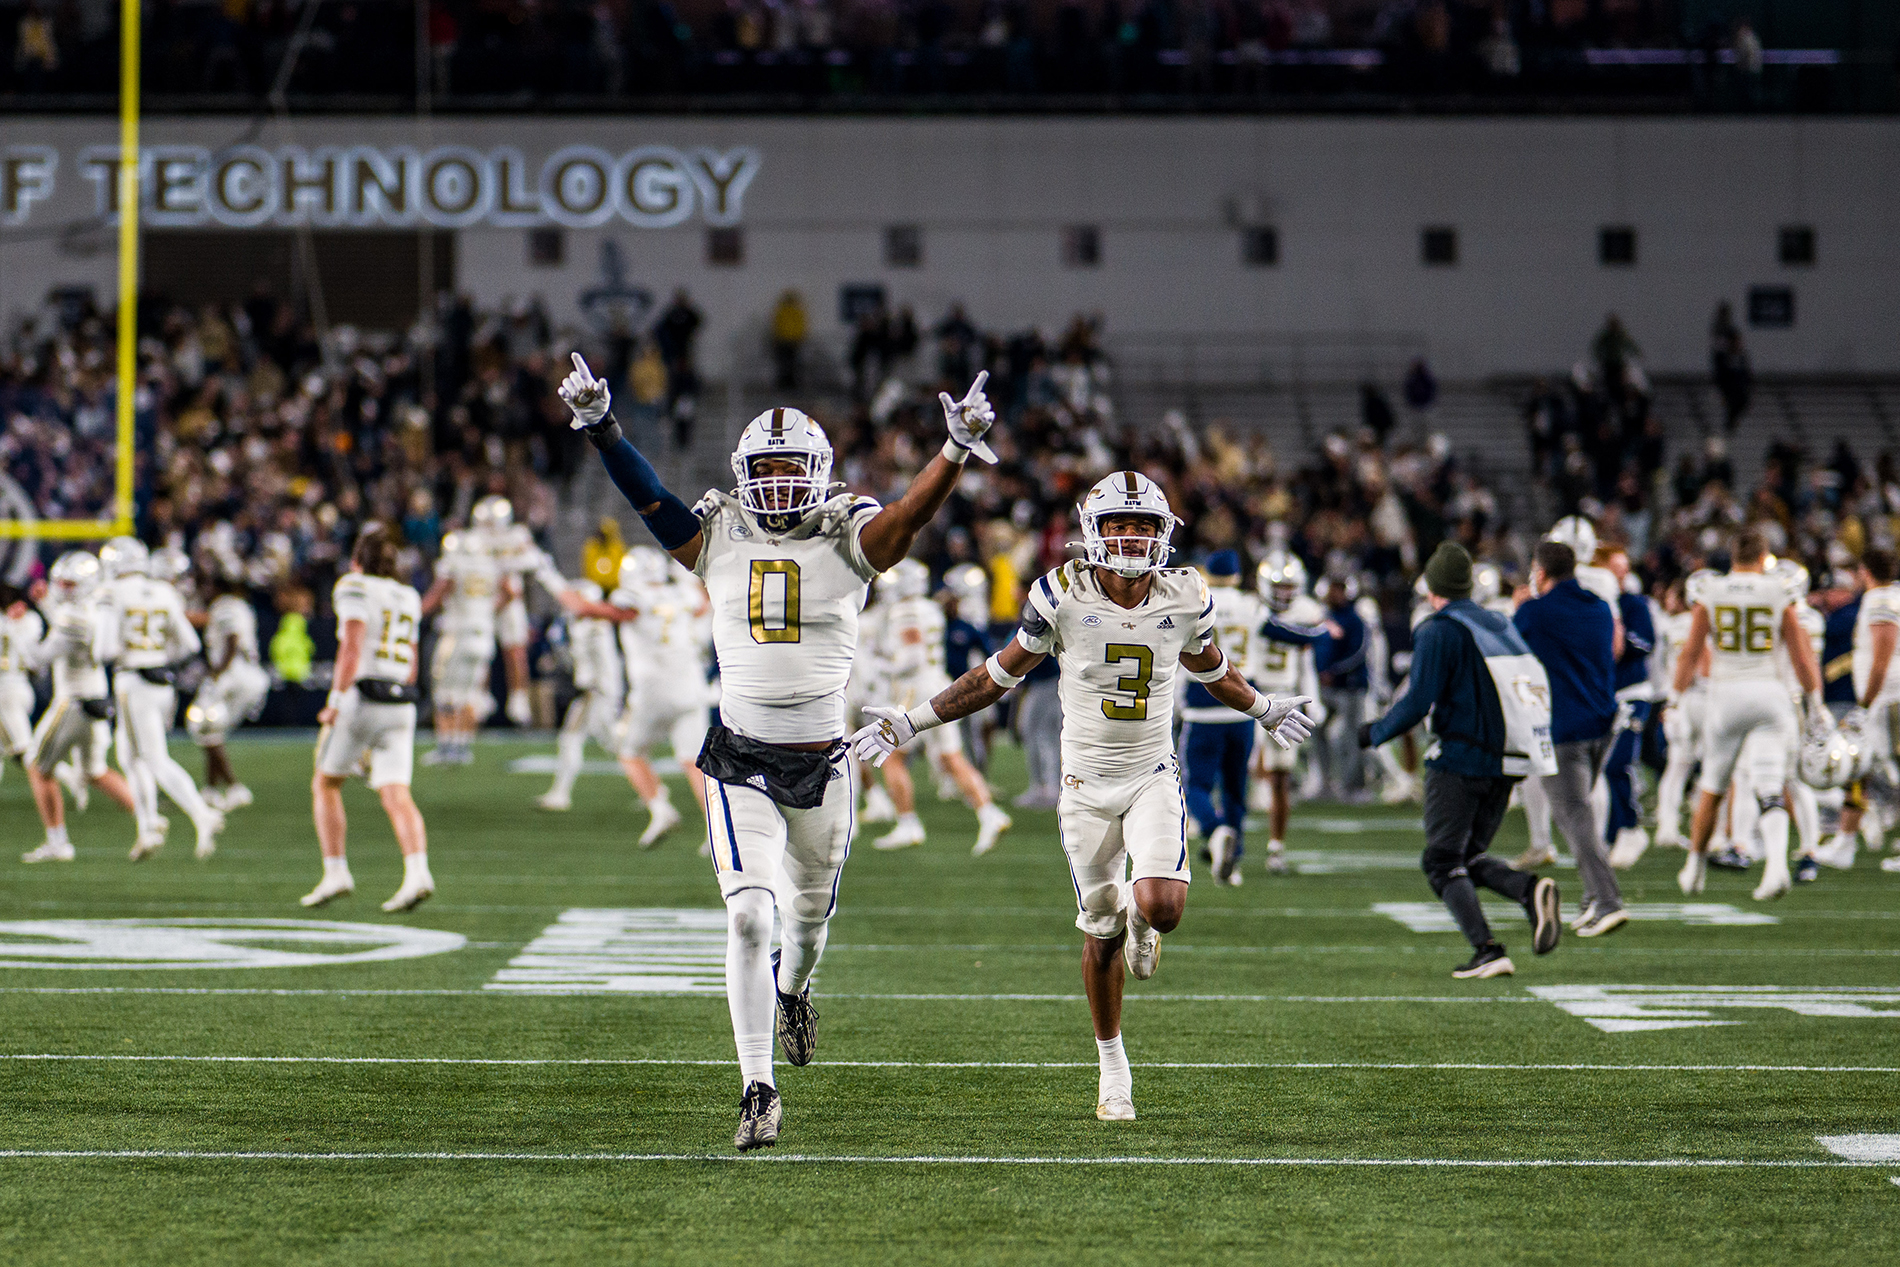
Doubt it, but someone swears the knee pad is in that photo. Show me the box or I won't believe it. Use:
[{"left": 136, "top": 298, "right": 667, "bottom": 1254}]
[
  {"left": 726, "top": 888, "right": 774, "bottom": 949},
  {"left": 1756, "top": 791, "right": 1786, "bottom": 814}
]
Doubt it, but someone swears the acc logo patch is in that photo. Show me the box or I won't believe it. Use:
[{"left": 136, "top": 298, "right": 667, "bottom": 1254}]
[
  {"left": 1082, "top": 614, "right": 1102, "bottom": 627},
  {"left": 0, "top": 918, "right": 467, "bottom": 970}
]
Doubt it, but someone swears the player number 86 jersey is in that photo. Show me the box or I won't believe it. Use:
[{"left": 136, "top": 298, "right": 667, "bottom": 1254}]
[
  {"left": 1693, "top": 570, "right": 1791, "bottom": 684},
  {"left": 1017, "top": 560, "right": 1216, "bottom": 778}
]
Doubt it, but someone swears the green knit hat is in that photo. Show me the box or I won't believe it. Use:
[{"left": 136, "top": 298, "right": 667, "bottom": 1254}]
[{"left": 1424, "top": 541, "right": 1473, "bottom": 600}]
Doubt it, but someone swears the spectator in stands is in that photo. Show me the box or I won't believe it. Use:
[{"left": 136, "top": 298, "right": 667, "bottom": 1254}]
[
  {"left": 1403, "top": 357, "right": 1437, "bottom": 419},
  {"left": 770, "top": 290, "right": 808, "bottom": 390},
  {"left": 1710, "top": 301, "right": 1753, "bottom": 431}
]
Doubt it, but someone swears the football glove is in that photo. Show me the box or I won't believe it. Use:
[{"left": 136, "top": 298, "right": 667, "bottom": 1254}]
[
  {"left": 848, "top": 705, "right": 916, "bottom": 768},
  {"left": 558, "top": 352, "right": 612, "bottom": 430},
  {"left": 938, "top": 371, "right": 997, "bottom": 465},
  {"left": 1251, "top": 693, "right": 1316, "bottom": 750}
]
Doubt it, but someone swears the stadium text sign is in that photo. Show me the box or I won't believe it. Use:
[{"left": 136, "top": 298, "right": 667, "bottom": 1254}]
[{"left": 0, "top": 143, "right": 760, "bottom": 229}]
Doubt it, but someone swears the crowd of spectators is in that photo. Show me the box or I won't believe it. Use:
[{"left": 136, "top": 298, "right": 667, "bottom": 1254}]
[{"left": 1, "top": 0, "right": 1829, "bottom": 107}]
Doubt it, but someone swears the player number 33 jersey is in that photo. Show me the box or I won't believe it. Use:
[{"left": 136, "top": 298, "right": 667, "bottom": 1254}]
[{"left": 1017, "top": 560, "right": 1216, "bottom": 778}]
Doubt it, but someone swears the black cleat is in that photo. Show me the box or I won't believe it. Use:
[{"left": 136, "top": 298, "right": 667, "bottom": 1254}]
[
  {"left": 1708, "top": 846, "right": 1753, "bottom": 871},
  {"left": 1451, "top": 941, "right": 1515, "bottom": 980},
  {"left": 1526, "top": 876, "right": 1561, "bottom": 956},
  {"left": 776, "top": 984, "right": 819, "bottom": 1067},
  {"left": 734, "top": 1081, "right": 782, "bottom": 1151},
  {"left": 1794, "top": 856, "right": 1820, "bottom": 884}
]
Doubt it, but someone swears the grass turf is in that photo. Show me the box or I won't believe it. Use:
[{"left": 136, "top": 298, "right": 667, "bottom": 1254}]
[{"left": 1, "top": 736, "right": 1896, "bottom": 1264}]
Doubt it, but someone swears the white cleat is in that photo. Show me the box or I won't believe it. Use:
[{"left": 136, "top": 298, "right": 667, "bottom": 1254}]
[
  {"left": 535, "top": 791, "right": 572, "bottom": 812},
  {"left": 505, "top": 690, "right": 533, "bottom": 727},
  {"left": 221, "top": 784, "right": 253, "bottom": 810},
  {"left": 972, "top": 806, "right": 1012, "bottom": 856},
  {"left": 1677, "top": 851, "right": 1708, "bottom": 895},
  {"left": 1608, "top": 827, "right": 1650, "bottom": 870},
  {"left": 861, "top": 784, "right": 898, "bottom": 824},
  {"left": 128, "top": 831, "right": 164, "bottom": 862},
  {"left": 381, "top": 880, "right": 435, "bottom": 913},
  {"left": 1881, "top": 855, "right": 1900, "bottom": 873},
  {"left": 1752, "top": 868, "right": 1792, "bottom": 902},
  {"left": 1263, "top": 844, "right": 1288, "bottom": 877},
  {"left": 1653, "top": 829, "right": 1682, "bottom": 851},
  {"left": 875, "top": 818, "right": 927, "bottom": 851},
  {"left": 1096, "top": 1092, "right": 1137, "bottom": 1122},
  {"left": 22, "top": 840, "right": 76, "bottom": 863},
  {"left": 300, "top": 873, "right": 355, "bottom": 907},
  {"left": 201, "top": 786, "right": 227, "bottom": 812},
  {"left": 638, "top": 798, "right": 682, "bottom": 849},
  {"left": 193, "top": 808, "right": 226, "bottom": 861},
  {"left": 1512, "top": 843, "right": 1558, "bottom": 871},
  {"left": 1207, "top": 825, "right": 1237, "bottom": 884},
  {"left": 1380, "top": 772, "right": 1419, "bottom": 805},
  {"left": 1124, "top": 904, "right": 1160, "bottom": 981},
  {"left": 1814, "top": 834, "right": 1857, "bottom": 870}
]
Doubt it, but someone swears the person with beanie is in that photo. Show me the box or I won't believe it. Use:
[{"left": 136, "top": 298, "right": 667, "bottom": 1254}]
[{"left": 1359, "top": 542, "right": 1563, "bottom": 979}]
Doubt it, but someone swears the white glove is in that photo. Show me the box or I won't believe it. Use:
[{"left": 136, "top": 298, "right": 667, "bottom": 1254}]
[
  {"left": 848, "top": 705, "right": 917, "bottom": 768},
  {"left": 938, "top": 371, "right": 997, "bottom": 464},
  {"left": 1254, "top": 693, "right": 1316, "bottom": 749},
  {"left": 557, "top": 352, "right": 612, "bottom": 430}
]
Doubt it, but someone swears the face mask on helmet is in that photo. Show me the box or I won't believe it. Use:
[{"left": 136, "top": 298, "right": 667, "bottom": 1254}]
[
  {"left": 890, "top": 559, "right": 930, "bottom": 601},
  {"left": 1257, "top": 553, "right": 1307, "bottom": 612},
  {"left": 1076, "top": 473, "right": 1179, "bottom": 579},
  {"left": 99, "top": 536, "right": 149, "bottom": 579},
  {"left": 731, "top": 408, "right": 836, "bottom": 533},
  {"left": 474, "top": 497, "right": 514, "bottom": 533},
  {"left": 50, "top": 552, "right": 101, "bottom": 600}
]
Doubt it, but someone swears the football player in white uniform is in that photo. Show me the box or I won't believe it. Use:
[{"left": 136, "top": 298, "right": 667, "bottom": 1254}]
[
  {"left": 1651, "top": 575, "right": 1709, "bottom": 850},
  {"left": 866, "top": 558, "right": 1012, "bottom": 855},
  {"left": 1246, "top": 552, "right": 1326, "bottom": 876},
  {"left": 97, "top": 537, "right": 225, "bottom": 861},
  {"left": 536, "top": 578, "right": 626, "bottom": 812},
  {"left": 1670, "top": 528, "right": 1825, "bottom": 900},
  {"left": 20, "top": 552, "right": 140, "bottom": 862},
  {"left": 0, "top": 583, "right": 47, "bottom": 783},
  {"left": 305, "top": 525, "right": 433, "bottom": 912},
  {"left": 560, "top": 353, "right": 994, "bottom": 1151},
  {"left": 556, "top": 547, "right": 712, "bottom": 845},
  {"left": 851, "top": 472, "right": 1315, "bottom": 1123},
  {"left": 1830, "top": 549, "right": 1900, "bottom": 873},
  {"left": 420, "top": 530, "right": 506, "bottom": 766},
  {"left": 474, "top": 495, "right": 545, "bottom": 728},
  {"left": 187, "top": 574, "right": 270, "bottom": 811}
]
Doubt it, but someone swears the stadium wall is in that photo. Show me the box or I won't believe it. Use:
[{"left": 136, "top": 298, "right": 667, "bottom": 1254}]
[{"left": 4, "top": 116, "right": 1895, "bottom": 378}]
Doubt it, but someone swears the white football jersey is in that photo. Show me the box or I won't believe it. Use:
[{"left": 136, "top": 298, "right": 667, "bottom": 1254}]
[
  {"left": 1018, "top": 560, "right": 1217, "bottom": 778},
  {"left": 485, "top": 523, "right": 545, "bottom": 579},
  {"left": 569, "top": 610, "right": 623, "bottom": 696},
  {"left": 1255, "top": 594, "right": 1326, "bottom": 695},
  {"left": 1204, "top": 585, "right": 1263, "bottom": 682},
  {"left": 0, "top": 608, "right": 46, "bottom": 684},
  {"left": 848, "top": 596, "right": 889, "bottom": 712},
  {"left": 691, "top": 490, "right": 881, "bottom": 743},
  {"left": 1777, "top": 601, "right": 1824, "bottom": 697},
  {"left": 205, "top": 594, "right": 260, "bottom": 667},
  {"left": 334, "top": 571, "right": 422, "bottom": 685},
  {"left": 1576, "top": 564, "right": 1621, "bottom": 607},
  {"left": 1852, "top": 582, "right": 1900, "bottom": 703},
  {"left": 879, "top": 595, "right": 950, "bottom": 708},
  {"left": 1696, "top": 570, "right": 1790, "bottom": 684},
  {"left": 1658, "top": 609, "right": 1700, "bottom": 691},
  {"left": 105, "top": 576, "right": 200, "bottom": 671},
  {"left": 37, "top": 599, "right": 110, "bottom": 699},
  {"left": 439, "top": 548, "right": 503, "bottom": 641},
  {"left": 613, "top": 576, "right": 711, "bottom": 693}
]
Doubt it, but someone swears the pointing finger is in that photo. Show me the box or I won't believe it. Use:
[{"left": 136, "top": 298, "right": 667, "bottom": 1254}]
[
  {"left": 966, "top": 370, "right": 989, "bottom": 401},
  {"left": 570, "top": 351, "right": 595, "bottom": 385}
]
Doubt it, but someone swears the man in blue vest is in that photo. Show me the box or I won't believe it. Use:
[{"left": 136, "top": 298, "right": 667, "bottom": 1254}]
[
  {"left": 1514, "top": 540, "right": 1627, "bottom": 937},
  {"left": 1360, "top": 542, "right": 1562, "bottom": 980}
]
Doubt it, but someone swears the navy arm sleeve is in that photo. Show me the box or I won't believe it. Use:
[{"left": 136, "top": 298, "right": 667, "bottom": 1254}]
[
  {"left": 1260, "top": 614, "right": 1329, "bottom": 646},
  {"left": 1620, "top": 595, "right": 1655, "bottom": 656},
  {"left": 1368, "top": 618, "right": 1449, "bottom": 746},
  {"left": 588, "top": 419, "right": 701, "bottom": 550}
]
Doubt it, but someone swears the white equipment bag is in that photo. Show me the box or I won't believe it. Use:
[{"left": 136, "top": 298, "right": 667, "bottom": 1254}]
[{"left": 1440, "top": 606, "right": 1559, "bottom": 779}]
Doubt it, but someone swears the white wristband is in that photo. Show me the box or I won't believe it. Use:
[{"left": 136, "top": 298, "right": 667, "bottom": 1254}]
[
  {"left": 326, "top": 689, "right": 345, "bottom": 710},
  {"left": 1185, "top": 650, "right": 1228, "bottom": 684},
  {"left": 941, "top": 437, "right": 971, "bottom": 465},
  {"left": 984, "top": 652, "right": 1025, "bottom": 688},
  {"left": 1244, "top": 690, "right": 1275, "bottom": 721},
  {"left": 904, "top": 701, "right": 946, "bottom": 734}
]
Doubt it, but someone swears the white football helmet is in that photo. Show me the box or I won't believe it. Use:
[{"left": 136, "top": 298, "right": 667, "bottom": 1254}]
[
  {"left": 473, "top": 496, "right": 514, "bottom": 533},
  {"left": 50, "top": 551, "right": 101, "bottom": 600},
  {"left": 149, "top": 545, "right": 189, "bottom": 584},
  {"left": 1684, "top": 566, "right": 1720, "bottom": 609},
  {"left": 1772, "top": 556, "right": 1811, "bottom": 601},
  {"left": 1257, "top": 551, "right": 1308, "bottom": 612},
  {"left": 731, "top": 407, "right": 836, "bottom": 533},
  {"left": 942, "top": 562, "right": 990, "bottom": 617},
  {"left": 184, "top": 697, "right": 228, "bottom": 744},
  {"left": 617, "top": 545, "right": 670, "bottom": 592},
  {"left": 1800, "top": 719, "right": 1868, "bottom": 789},
  {"left": 440, "top": 530, "right": 467, "bottom": 558},
  {"left": 571, "top": 579, "right": 604, "bottom": 604},
  {"left": 1472, "top": 562, "right": 1504, "bottom": 604},
  {"left": 889, "top": 558, "right": 930, "bottom": 601},
  {"left": 1545, "top": 515, "right": 1598, "bottom": 561},
  {"left": 98, "top": 536, "right": 150, "bottom": 579},
  {"left": 1078, "top": 472, "right": 1180, "bottom": 578}
]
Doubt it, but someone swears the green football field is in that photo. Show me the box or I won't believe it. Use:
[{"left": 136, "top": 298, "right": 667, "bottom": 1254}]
[{"left": 2, "top": 735, "right": 1897, "bottom": 1265}]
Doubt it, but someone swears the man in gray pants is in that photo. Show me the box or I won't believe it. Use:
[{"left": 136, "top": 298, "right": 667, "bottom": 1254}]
[
  {"left": 1012, "top": 656, "right": 1063, "bottom": 810},
  {"left": 1512, "top": 540, "right": 1627, "bottom": 937}
]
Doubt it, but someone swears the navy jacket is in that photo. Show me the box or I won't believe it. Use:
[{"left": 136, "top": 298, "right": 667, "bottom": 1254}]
[
  {"left": 1823, "top": 598, "right": 1861, "bottom": 704},
  {"left": 1514, "top": 579, "right": 1617, "bottom": 744},
  {"left": 1614, "top": 592, "right": 1656, "bottom": 693},
  {"left": 945, "top": 617, "right": 992, "bottom": 679},
  {"left": 1321, "top": 601, "right": 1369, "bottom": 691},
  {"left": 1367, "top": 599, "right": 1508, "bottom": 778}
]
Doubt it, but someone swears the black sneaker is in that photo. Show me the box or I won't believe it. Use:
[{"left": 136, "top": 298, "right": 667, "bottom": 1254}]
[
  {"left": 734, "top": 1081, "right": 782, "bottom": 1151},
  {"left": 1709, "top": 846, "right": 1753, "bottom": 871},
  {"left": 770, "top": 948, "right": 819, "bottom": 1067},
  {"left": 1451, "top": 941, "right": 1515, "bottom": 979},
  {"left": 1525, "top": 876, "right": 1561, "bottom": 956},
  {"left": 1794, "top": 856, "right": 1821, "bottom": 884}
]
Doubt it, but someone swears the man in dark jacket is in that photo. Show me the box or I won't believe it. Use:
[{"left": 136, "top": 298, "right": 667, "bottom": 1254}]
[
  {"left": 1360, "top": 543, "right": 1561, "bottom": 980},
  {"left": 1514, "top": 540, "right": 1626, "bottom": 936}
]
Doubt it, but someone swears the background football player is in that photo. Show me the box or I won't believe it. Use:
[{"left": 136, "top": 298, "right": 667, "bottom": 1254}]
[
  {"left": 0, "top": 581, "right": 46, "bottom": 786},
  {"left": 851, "top": 472, "right": 1314, "bottom": 1125},
  {"left": 187, "top": 569, "right": 271, "bottom": 811},
  {"left": 561, "top": 353, "right": 994, "bottom": 1152},
  {"left": 420, "top": 529, "right": 505, "bottom": 766},
  {"left": 536, "top": 578, "right": 626, "bottom": 812},
  {"left": 1250, "top": 551, "right": 1328, "bottom": 877},
  {"left": 473, "top": 494, "right": 545, "bottom": 728}
]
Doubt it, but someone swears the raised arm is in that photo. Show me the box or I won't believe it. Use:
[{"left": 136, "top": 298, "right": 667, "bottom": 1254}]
[
  {"left": 557, "top": 589, "right": 639, "bottom": 623},
  {"left": 558, "top": 354, "right": 706, "bottom": 571},
  {"left": 856, "top": 373, "right": 998, "bottom": 572}
]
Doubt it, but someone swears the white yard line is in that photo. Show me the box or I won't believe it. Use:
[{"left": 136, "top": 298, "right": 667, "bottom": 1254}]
[
  {"left": 5, "top": 1054, "right": 1899, "bottom": 1072},
  {"left": 0, "top": 987, "right": 1541, "bottom": 1002},
  {"left": 0, "top": 1149, "right": 1881, "bottom": 1169}
]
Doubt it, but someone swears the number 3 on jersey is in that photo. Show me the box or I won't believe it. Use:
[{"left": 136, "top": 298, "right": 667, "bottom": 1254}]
[
  {"left": 1102, "top": 643, "right": 1155, "bottom": 720},
  {"left": 749, "top": 560, "right": 801, "bottom": 644}
]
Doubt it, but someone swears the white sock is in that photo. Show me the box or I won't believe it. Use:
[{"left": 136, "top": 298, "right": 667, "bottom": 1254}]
[
  {"left": 1759, "top": 808, "right": 1790, "bottom": 876},
  {"left": 551, "top": 732, "right": 584, "bottom": 798},
  {"left": 897, "top": 811, "right": 922, "bottom": 831},
  {"left": 402, "top": 852, "right": 432, "bottom": 887},
  {"left": 47, "top": 824, "right": 68, "bottom": 848},
  {"left": 1096, "top": 1034, "right": 1131, "bottom": 1100},
  {"left": 1267, "top": 838, "right": 1285, "bottom": 853},
  {"left": 777, "top": 913, "right": 829, "bottom": 996},
  {"left": 322, "top": 855, "right": 351, "bottom": 879},
  {"left": 978, "top": 801, "right": 1007, "bottom": 825},
  {"left": 150, "top": 754, "right": 211, "bottom": 825},
  {"left": 726, "top": 889, "right": 776, "bottom": 1089}
]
